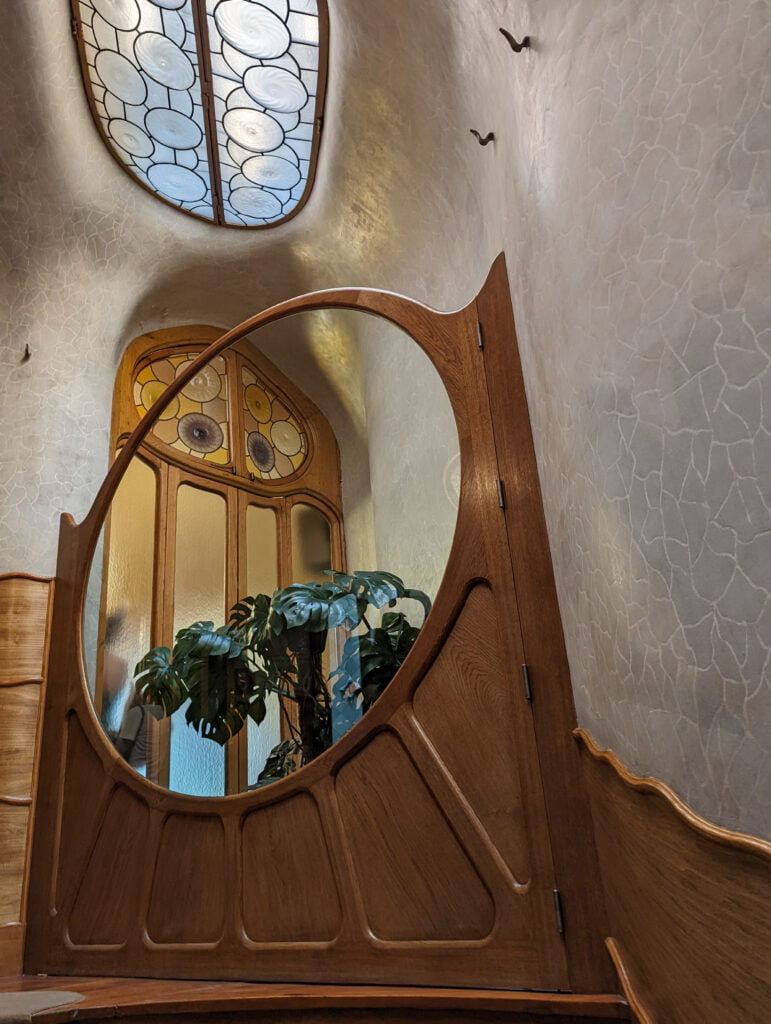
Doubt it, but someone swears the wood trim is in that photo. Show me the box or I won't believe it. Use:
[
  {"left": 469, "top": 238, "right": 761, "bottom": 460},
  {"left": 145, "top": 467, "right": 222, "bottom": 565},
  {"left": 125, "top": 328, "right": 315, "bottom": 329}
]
[
  {"left": 578, "top": 727, "right": 771, "bottom": 1024},
  {"left": 0, "top": 922, "right": 24, "bottom": 975},
  {"left": 575, "top": 729, "right": 771, "bottom": 861},
  {"left": 475, "top": 259, "right": 613, "bottom": 993},
  {"left": 605, "top": 939, "right": 654, "bottom": 1024},
  {"left": 0, "top": 976, "right": 630, "bottom": 1021},
  {"left": 0, "top": 572, "right": 54, "bottom": 583}
]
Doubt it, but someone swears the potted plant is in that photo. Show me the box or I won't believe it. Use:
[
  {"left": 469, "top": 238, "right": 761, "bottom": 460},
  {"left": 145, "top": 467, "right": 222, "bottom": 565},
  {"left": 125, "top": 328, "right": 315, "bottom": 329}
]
[{"left": 133, "top": 571, "right": 431, "bottom": 786}]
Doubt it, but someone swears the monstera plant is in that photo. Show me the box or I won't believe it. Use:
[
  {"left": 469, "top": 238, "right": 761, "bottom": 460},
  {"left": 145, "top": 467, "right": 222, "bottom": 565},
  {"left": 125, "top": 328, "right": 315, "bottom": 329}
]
[{"left": 133, "top": 571, "right": 431, "bottom": 786}]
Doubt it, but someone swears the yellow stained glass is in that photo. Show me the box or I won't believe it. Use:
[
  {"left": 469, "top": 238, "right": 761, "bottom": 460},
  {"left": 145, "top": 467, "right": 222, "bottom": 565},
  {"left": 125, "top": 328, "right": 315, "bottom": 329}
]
[
  {"left": 242, "top": 365, "right": 308, "bottom": 480},
  {"left": 135, "top": 352, "right": 230, "bottom": 465}
]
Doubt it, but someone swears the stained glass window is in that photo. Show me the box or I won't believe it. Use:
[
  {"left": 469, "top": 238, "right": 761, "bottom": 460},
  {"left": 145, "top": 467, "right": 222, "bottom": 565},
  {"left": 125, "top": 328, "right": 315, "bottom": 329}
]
[
  {"left": 72, "top": 0, "right": 325, "bottom": 226},
  {"left": 134, "top": 352, "right": 231, "bottom": 465},
  {"left": 242, "top": 364, "right": 307, "bottom": 478}
]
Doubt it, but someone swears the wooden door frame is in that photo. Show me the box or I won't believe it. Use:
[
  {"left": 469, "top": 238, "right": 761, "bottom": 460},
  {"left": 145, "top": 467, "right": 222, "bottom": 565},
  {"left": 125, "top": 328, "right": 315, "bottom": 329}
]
[{"left": 25, "top": 255, "right": 612, "bottom": 991}]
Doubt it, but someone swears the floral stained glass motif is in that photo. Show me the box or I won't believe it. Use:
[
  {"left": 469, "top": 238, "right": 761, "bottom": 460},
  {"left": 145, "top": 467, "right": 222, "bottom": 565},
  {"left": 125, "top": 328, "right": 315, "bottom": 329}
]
[
  {"left": 242, "top": 365, "right": 307, "bottom": 479},
  {"left": 135, "top": 353, "right": 230, "bottom": 465},
  {"left": 73, "top": 0, "right": 324, "bottom": 227}
]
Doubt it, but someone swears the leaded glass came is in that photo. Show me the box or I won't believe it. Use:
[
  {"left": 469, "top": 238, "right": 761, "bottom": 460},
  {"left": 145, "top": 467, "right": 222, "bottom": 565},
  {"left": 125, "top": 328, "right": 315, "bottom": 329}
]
[{"left": 72, "top": 0, "right": 326, "bottom": 226}]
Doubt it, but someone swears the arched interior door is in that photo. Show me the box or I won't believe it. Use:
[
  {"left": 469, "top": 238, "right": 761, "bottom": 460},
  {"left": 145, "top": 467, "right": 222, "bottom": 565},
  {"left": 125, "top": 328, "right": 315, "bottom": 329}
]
[{"left": 25, "top": 257, "right": 609, "bottom": 991}]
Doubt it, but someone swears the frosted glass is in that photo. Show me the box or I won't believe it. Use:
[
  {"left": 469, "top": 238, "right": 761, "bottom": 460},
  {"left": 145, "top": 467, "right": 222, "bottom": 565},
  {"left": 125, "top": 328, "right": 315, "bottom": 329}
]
[
  {"left": 246, "top": 504, "right": 278, "bottom": 598},
  {"left": 291, "top": 503, "right": 331, "bottom": 583},
  {"left": 247, "top": 696, "right": 282, "bottom": 787},
  {"left": 245, "top": 504, "right": 281, "bottom": 782},
  {"left": 99, "top": 456, "right": 156, "bottom": 737},
  {"left": 169, "top": 484, "right": 226, "bottom": 797},
  {"left": 291, "top": 503, "right": 334, "bottom": 683}
]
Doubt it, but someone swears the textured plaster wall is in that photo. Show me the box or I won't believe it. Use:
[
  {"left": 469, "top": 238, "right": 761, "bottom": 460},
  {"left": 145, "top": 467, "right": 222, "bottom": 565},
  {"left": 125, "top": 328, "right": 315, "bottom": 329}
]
[
  {"left": 0, "top": 0, "right": 768, "bottom": 836},
  {"left": 482, "top": 0, "right": 770, "bottom": 837}
]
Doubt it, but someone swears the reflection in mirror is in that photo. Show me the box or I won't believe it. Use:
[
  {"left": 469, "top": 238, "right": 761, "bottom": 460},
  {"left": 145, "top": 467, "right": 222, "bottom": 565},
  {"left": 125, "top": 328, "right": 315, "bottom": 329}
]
[
  {"left": 245, "top": 505, "right": 281, "bottom": 788},
  {"left": 83, "top": 315, "right": 459, "bottom": 795},
  {"left": 169, "top": 484, "right": 227, "bottom": 797}
]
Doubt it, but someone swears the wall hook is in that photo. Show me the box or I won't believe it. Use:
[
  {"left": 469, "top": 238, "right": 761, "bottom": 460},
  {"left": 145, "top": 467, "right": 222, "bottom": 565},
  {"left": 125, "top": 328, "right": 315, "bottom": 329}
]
[
  {"left": 470, "top": 129, "right": 495, "bottom": 146},
  {"left": 500, "top": 29, "right": 531, "bottom": 52},
  {"left": 21, "top": 344, "right": 31, "bottom": 363}
]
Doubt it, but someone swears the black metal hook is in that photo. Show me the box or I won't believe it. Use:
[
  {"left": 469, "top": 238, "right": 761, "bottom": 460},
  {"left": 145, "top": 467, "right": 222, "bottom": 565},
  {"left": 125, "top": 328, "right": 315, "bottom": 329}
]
[
  {"left": 500, "top": 29, "right": 531, "bottom": 52},
  {"left": 21, "top": 344, "right": 31, "bottom": 363},
  {"left": 470, "top": 129, "right": 495, "bottom": 146}
]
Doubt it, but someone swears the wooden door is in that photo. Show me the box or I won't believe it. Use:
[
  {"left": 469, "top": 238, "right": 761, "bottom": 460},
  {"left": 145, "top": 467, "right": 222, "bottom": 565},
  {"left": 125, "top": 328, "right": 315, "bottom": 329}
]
[{"left": 25, "top": 257, "right": 610, "bottom": 991}]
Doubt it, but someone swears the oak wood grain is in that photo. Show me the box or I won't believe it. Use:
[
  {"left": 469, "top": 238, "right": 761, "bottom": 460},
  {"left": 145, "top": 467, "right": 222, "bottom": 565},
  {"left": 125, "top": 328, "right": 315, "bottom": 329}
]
[
  {"left": 25, "top": 264, "right": 604, "bottom": 990},
  {"left": 0, "top": 684, "right": 39, "bottom": 801},
  {"left": 578, "top": 729, "right": 771, "bottom": 1024},
  {"left": 0, "top": 803, "right": 28, "bottom": 923},
  {"left": 475, "top": 259, "right": 614, "bottom": 993},
  {"left": 0, "top": 976, "right": 630, "bottom": 1022},
  {"left": 0, "top": 574, "right": 51, "bottom": 685}
]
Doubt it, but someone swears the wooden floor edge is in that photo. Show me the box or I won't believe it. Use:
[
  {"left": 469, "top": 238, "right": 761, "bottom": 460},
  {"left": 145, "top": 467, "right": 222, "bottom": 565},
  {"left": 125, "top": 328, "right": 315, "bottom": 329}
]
[
  {"left": 604, "top": 939, "right": 654, "bottom": 1024},
  {"left": 574, "top": 728, "right": 771, "bottom": 860},
  {"left": 0, "top": 977, "right": 631, "bottom": 1020}
]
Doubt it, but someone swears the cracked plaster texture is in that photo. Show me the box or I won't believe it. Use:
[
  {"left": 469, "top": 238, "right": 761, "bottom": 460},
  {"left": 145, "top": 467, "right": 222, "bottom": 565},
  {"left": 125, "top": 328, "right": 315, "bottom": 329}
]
[{"left": 0, "top": 0, "right": 768, "bottom": 836}]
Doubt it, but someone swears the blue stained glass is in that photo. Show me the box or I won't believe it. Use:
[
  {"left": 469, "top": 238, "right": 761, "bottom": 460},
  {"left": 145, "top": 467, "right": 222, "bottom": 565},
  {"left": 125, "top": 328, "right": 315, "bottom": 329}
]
[{"left": 74, "top": 0, "right": 323, "bottom": 226}]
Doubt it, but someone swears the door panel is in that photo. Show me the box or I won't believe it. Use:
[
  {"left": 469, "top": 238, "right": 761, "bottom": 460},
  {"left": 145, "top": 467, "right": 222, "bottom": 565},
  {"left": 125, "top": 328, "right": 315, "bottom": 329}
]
[{"left": 25, "top": 260, "right": 603, "bottom": 989}]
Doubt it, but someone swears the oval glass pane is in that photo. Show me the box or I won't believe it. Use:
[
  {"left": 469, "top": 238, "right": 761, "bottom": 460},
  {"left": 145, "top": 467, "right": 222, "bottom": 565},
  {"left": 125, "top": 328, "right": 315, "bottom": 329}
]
[
  {"left": 84, "top": 315, "right": 459, "bottom": 795},
  {"left": 73, "top": 0, "right": 326, "bottom": 226}
]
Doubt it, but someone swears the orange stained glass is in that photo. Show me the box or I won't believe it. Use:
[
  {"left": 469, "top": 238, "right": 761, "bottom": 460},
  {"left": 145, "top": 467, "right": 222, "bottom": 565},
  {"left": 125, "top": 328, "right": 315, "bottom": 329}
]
[
  {"left": 242, "top": 365, "right": 308, "bottom": 480},
  {"left": 134, "top": 353, "right": 230, "bottom": 466}
]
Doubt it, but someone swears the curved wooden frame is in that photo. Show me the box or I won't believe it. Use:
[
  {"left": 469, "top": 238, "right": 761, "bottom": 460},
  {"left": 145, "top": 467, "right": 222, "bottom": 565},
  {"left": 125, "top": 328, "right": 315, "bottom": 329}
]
[{"left": 26, "top": 256, "right": 613, "bottom": 992}]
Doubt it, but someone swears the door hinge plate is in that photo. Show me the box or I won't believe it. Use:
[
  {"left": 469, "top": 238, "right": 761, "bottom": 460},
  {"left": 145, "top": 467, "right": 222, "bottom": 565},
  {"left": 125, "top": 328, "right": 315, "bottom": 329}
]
[
  {"left": 522, "top": 663, "right": 533, "bottom": 701},
  {"left": 496, "top": 478, "right": 506, "bottom": 509},
  {"left": 553, "top": 889, "right": 565, "bottom": 935}
]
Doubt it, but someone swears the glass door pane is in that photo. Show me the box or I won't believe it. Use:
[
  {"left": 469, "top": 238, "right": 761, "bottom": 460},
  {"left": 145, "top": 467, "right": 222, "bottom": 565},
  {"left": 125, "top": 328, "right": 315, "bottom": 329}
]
[
  {"left": 245, "top": 504, "right": 282, "bottom": 787},
  {"left": 169, "top": 483, "right": 227, "bottom": 797},
  {"left": 97, "top": 456, "right": 157, "bottom": 752}
]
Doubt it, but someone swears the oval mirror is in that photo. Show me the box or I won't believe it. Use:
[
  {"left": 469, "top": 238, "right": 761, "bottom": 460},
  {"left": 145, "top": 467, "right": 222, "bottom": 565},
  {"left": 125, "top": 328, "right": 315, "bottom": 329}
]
[{"left": 83, "top": 310, "right": 460, "bottom": 795}]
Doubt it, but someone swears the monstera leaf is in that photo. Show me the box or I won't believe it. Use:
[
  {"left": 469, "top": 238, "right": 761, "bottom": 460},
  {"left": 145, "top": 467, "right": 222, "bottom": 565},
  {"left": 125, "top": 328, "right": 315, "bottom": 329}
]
[
  {"left": 268, "top": 581, "right": 363, "bottom": 634},
  {"left": 134, "top": 647, "right": 186, "bottom": 716},
  {"left": 326, "top": 570, "right": 432, "bottom": 620},
  {"left": 132, "top": 570, "right": 432, "bottom": 759},
  {"left": 332, "top": 611, "right": 422, "bottom": 711}
]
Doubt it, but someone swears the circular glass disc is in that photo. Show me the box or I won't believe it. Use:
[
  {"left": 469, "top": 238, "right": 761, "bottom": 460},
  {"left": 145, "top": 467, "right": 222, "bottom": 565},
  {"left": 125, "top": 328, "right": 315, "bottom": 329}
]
[
  {"left": 145, "top": 108, "right": 203, "bottom": 150},
  {"left": 223, "top": 108, "right": 284, "bottom": 153},
  {"left": 108, "top": 118, "right": 154, "bottom": 157},
  {"left": 134, "top": 32, "right": 195, "bottom": 91},
  {"left": 243, "top": 65, "right": 308, "bottom": 113},
  {"left": 148, "top": 163, "right": 207, "bottom": 202},
  {"left": 95, "top": 50, "right": 147, "bottom": 105},
  {"left": 214, "top": 1, "right": 291, "bottom": 60}
]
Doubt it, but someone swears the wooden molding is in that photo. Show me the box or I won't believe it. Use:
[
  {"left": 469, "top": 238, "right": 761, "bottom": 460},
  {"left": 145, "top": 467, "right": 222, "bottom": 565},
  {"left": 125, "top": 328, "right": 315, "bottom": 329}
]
[
  {"left": 0, "top": 922, "right": 24, "bottom": 976},
  {"left": 575, "top": 729, "right": 771, "bottom": 860},
  {"left": 605, "top": 939, "right": 654, "bottom": 1024},
  {"left": 577, "top": 728, "right": 771, "bottom": 1024},
  {"left": 0, "top": 976, "right": 631, "bottom": 1022},
  {"left": 0, "top": 572, "right": 54, "bottom": 583}
]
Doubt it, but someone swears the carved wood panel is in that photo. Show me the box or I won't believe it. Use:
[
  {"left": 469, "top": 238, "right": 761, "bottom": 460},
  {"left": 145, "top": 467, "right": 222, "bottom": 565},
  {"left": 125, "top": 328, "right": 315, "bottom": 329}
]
[{"left": 25, "top": 258, "right": 610, "bottom": 990}]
